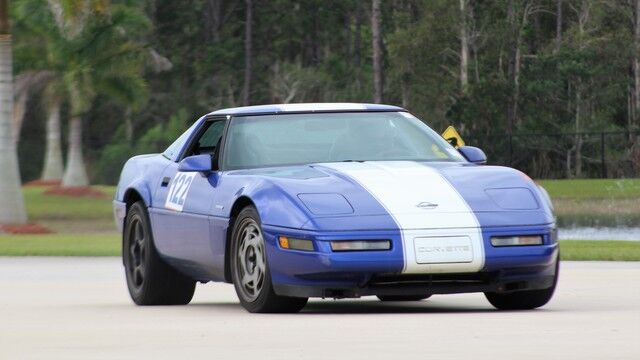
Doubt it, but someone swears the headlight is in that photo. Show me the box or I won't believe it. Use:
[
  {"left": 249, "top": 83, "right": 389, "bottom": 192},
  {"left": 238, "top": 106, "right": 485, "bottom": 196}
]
[
  {"left": 491, "top": 235, "right": 543, "bottom": 247},
  {"left": 278, "top": 236, "right": 314, "bottom": 251},
  {"left": 330, "top": 240, "right": 391, "bottom": 252}
]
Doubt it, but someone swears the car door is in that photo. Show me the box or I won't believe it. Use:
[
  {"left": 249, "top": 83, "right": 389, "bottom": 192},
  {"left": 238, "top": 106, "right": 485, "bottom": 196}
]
[{"left": 150, "top": 119, "right": 227, "bottom": 281}]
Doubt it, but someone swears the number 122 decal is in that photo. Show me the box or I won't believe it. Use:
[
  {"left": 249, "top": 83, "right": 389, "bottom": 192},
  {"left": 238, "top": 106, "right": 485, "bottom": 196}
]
[{"left": 165, "top": 172, "right": 197, "bottom": 211}]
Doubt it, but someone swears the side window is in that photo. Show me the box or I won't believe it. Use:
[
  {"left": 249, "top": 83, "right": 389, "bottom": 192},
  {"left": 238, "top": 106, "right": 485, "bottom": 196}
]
[{"left": 183, "top": 120, "right": 226, "bottom": 158}]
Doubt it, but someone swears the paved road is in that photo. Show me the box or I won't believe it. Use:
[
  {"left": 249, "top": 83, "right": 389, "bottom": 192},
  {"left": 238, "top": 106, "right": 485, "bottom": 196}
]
[{"left": 0, "top": 258, "right": 638, "bottom": 360}]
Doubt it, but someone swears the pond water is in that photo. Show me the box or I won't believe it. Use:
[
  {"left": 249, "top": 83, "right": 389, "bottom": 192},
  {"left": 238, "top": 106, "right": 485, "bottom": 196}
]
[{"left": 558, "top": 227, "right": 640, "bottom": 241}]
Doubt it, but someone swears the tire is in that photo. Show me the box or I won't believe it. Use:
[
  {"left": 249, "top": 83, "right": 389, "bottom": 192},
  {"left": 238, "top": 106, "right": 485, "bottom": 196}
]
[
  {"left": 123, "top": 201, "right": 196, "bottom": 305},
  {"left": 377, "top": 294, "right": 432, "bottom": 302},
  {"left": 230, "top": 206, "right": 308, "bottom": 313},
  {"left": 484, "top": 255, "right": 559, "bottom": 310}
]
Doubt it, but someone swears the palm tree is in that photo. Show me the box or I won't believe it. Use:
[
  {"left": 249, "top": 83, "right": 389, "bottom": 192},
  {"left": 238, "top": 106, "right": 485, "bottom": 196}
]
[
  {"left": 24, "top": 1, "right": 149, "bottom": 187},
  {"left": 11, "top": 2, "right": 60, "bottom": 182},
  {"left": 41, "top": 82, "right": 64, "bottom": 181},
  {"left": 13, "top": 1, "right": 150, "bottom": 187},
  {"left": 13, "top": 71, "right": 54, "bottom": 146},
  {"left": 55, "top": 2, "right": 149, "bottom": 187},
  {"left": 0, "top": 0, "right": 27, "bottom": 224}
]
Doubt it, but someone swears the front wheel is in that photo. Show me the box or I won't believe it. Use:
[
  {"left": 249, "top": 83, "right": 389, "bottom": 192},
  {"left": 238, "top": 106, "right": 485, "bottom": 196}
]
[
  {"left": 484, "top": 256, "right": 559, "bottom": 310},
  {"left": 230, "top": 206, "right": 308, "bottom": 313}
]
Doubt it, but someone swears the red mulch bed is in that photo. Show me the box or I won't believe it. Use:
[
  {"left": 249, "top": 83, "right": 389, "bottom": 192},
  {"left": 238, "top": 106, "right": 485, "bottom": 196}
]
[
  {"left": 23, "top": 179, "right": 62, "bottom": 187},
  {"left": 0, "top": 223, "right": 53, "bottom": 234},
  {"left": 44, "top": 186, "right": 107, "bottom": 199}
]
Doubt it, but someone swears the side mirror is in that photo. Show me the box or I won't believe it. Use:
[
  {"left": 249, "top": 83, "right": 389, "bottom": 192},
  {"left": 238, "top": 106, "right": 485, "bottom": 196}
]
[
  {"left": 458, "top": 146, "right": 487, "bottom": 165},
  {"left": 178, "top": 154, "right": 212, "bottom": 172}
]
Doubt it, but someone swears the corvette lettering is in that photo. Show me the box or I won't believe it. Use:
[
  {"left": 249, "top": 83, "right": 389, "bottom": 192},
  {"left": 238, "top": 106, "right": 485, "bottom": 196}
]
[{"left": 417, "top": 245, "right": 470, "bottom": 253}]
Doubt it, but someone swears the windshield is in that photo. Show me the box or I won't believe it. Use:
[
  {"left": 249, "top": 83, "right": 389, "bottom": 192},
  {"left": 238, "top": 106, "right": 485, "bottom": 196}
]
[{"left": 223, "top": 111, "right": 465, "bottom": 169}]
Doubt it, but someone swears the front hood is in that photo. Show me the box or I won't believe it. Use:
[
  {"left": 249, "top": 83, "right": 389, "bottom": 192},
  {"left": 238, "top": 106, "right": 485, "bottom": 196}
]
[{"left": 231, "top": 161, "right": 553, "bottom": 230}]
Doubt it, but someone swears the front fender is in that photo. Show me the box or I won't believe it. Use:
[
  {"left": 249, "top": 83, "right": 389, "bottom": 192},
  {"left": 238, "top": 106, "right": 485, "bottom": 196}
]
[
  {"left": 216, "top": 176, "right": 312, "bottom": 229},
  {"left": 239, "top": 180, "right": 311, "bottom": 229},
  {"left": 115, "top": 154, "right": 167, "bottom": 207},
  {"left": 122, "top": 178, "right": 153, "bottom": 207}
]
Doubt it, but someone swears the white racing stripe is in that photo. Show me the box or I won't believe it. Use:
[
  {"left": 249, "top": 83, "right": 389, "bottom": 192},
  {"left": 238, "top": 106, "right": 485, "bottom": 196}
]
[{"left": 320, "top": 161, "right": 485, "bottom": 274}]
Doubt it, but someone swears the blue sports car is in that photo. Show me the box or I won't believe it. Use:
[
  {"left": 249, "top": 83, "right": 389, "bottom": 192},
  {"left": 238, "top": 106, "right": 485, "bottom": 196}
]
[{"left": 113, "top": 103, "right": 558, "bottom": 313}]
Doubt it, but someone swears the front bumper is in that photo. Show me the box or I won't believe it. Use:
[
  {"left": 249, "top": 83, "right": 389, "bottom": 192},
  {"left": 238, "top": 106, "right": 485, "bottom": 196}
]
[
  {"left": 113, "top": 200, "right": 126, "bottom": 233},
  {"left": 274, "top": 270, "right": 556, "bottom": 298},
  {"left": 262, "top": 224, "right": 558, "bottom": 298}
]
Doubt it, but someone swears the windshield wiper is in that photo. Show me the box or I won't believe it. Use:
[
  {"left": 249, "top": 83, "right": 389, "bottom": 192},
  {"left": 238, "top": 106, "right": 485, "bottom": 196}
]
[{"left": 341, "top": 159, "right": 366, "bottom": 163}]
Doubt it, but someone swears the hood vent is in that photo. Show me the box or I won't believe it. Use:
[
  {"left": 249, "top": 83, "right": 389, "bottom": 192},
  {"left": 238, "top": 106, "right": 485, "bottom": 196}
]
[{"left": 485, "top": 187, "right": 539, "bottom": 210}]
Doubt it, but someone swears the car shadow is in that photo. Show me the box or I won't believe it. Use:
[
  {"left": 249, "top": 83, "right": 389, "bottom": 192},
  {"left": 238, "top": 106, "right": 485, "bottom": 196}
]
[
  {"left": 95, "top": 299, "right": 557, "bottom": 315},
  {"left": 299, "top": 300, "right": 496, "bottom": 314},
  {"left": 186, "top": 299, "right": 499, "bottom": 314}
]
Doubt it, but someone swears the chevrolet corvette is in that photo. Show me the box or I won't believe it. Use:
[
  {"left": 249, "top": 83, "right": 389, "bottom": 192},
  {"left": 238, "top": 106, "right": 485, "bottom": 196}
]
[{"left": 113, "top": 103, "right": 558, "bottom": 313}]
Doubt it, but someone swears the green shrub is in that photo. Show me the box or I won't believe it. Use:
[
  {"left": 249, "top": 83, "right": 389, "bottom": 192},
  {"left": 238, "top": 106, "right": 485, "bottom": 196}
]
[{"left": 95, "top": 109, "right": 190, "bottom": 184}]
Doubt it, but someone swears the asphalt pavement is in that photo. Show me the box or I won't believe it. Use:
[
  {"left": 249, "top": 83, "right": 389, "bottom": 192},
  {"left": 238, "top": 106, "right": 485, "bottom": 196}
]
[{"left": 0, "top": 257, "right": 638, "bottom": 360}]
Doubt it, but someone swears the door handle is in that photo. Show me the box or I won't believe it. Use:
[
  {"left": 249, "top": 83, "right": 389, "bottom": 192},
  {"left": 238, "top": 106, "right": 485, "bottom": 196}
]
[{"left": 161, "top": 177, "right": 171, "bottom": 187}]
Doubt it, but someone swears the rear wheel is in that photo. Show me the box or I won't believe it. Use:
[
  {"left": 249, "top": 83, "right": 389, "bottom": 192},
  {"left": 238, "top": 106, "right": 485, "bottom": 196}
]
[
  {"left": 230, "top": 206, "right": 308, "bottom": 313},
  {"left": 123, "top": 201, "right": 196, "bottom": 305},
  {"left": 377, "top": 294, "right": 431, "bottom": 302},
  {"left": 484, "top": 256, "right": 559, "bottom": 310}
]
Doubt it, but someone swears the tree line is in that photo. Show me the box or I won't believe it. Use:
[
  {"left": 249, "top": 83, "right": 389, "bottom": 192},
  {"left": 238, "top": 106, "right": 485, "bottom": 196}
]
[{"left": 1, "top": 0, "right": 639, "bottom": 225}]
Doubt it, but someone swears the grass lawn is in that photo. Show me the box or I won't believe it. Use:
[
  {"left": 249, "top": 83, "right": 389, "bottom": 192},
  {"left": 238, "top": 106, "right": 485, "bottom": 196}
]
[
  {"left": 538, "top": 178, "right": 640, "bottom": 199},
  {"left": 0, "top": 234, "right": 119, "bottom": 256},
  {"left": 559, "top": 240, "right": 640, "bottom": 261},
  {"left": 23, "top": 185, "right": 117, "bottom": 233},
  {"left": 24, "top": 185, "right": 115, "bottom": 221},
  {"left": 537, "top": 179, "right": 640, "bottom": 227}
]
